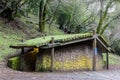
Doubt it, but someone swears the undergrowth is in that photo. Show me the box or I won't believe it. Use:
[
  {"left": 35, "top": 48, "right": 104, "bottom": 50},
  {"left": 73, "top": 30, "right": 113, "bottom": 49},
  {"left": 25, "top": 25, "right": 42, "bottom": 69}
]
[{"left": 0, "top": 14, "right": 64, "bottom": 61}]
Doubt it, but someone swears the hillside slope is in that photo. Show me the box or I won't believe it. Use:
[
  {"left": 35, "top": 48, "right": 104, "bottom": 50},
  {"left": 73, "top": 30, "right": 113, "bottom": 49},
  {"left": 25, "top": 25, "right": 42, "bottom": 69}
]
[
  {"left": 0, "top": 15, "right": 120, "bottom": 66},
  {"left": 0, "top": 15, "right": 64, "bottom": 61}
]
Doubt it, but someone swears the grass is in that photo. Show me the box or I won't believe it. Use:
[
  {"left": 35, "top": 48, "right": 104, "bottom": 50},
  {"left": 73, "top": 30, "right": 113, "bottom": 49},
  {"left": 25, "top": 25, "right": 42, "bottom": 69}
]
[
  {"left": 0, "top": 14, "right": 64, "bottom": 61},
  {"left": 0, "top": 31, "right": 20, "bottom": 61},
  {"left": 44, "top": 24, "right": 64, "bottom": 35},
  {"left": 11, "top": 33, "right": 92, "bottom": 47},
  {"left": 20, "top": 14, "right": 64, "bottom": 36},
  {"left": 0, "top": 21, "right": 24, "bottom": 61},
  {"left": 103, "top": 53, "right": 120, "bottom": 65}
]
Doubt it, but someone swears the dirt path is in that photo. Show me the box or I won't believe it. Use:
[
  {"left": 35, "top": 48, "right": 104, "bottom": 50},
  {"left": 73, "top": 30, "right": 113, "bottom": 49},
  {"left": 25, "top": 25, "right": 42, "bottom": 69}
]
[{"left": 0, "top": 62, "right": 120, "bottom": 80}]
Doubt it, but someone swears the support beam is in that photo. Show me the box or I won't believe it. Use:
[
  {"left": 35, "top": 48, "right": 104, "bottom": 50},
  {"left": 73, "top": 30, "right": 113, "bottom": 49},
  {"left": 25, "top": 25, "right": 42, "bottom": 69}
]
[
  {"left": 106, "top": 52, "right": 109, "bottom": 69},
  {"left": 51, "top": 37, "right": 55, "bottom": 72},
  {"left": 97, "top": 38, "right": 108, "bottom": 51},
  {"left": 20, "top": 47, "right": 25, "bottom": 71},
  {"left": 93, "top": 30, "right": 97, "bottom": 71},
  {"left": 21, "top": 47, "right": 24, "bottom": 54},
  {"left": 35, "top": 47, "right": 44, "bottom": 71},
  {"left": 21, "top": 39, "right": 24, "bottom": 54}
]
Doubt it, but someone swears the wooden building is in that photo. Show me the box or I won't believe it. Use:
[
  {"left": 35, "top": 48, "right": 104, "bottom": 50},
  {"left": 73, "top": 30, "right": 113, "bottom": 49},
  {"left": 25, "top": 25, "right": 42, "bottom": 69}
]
[{"left": 9, "top": 31, "right": 112, "bottom": 71}]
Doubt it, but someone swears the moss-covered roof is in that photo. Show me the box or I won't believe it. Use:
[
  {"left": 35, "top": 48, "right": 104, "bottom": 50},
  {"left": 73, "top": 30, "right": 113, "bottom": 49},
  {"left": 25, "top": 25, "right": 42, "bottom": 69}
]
[
  {"left": 10, "top": 33, "right": 93, "bottom": 48},
  {"left": 10, "top": 32, "right": 111, "bottom": 51}
]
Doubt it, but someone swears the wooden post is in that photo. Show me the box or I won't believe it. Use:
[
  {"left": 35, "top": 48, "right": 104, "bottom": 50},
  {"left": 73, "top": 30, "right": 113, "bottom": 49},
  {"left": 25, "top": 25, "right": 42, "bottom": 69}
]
[
  {"left": 51, "top": 37, "right": 55, "bottom": 72},
  {"left": 20, "top": 47, "right": 25, "bottom": 71},
  {"left": 106, "top": 52, "right": 109, "bottom": 69},
  {"left": 21, "top": 39, "right": 24, "bottom": 54},
  {"left": 35, "top": 47, "right": 44, "bottom": 71},
  {"left": 21, "top": 47, "right": 24, "bottom": 54},
  {"left": 93, "top": 30, "right": 97, "bottom": 71}
]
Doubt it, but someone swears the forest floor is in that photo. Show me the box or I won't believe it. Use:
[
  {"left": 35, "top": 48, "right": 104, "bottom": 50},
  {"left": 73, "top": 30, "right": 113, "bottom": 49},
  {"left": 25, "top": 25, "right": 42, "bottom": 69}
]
[{"left": 0, "top": 61, "right": 120, "bottom": 80}]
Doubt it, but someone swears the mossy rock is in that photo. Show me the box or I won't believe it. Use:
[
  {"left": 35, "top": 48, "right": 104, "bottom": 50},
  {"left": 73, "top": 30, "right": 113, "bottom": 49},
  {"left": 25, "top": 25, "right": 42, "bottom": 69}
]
[{"left": 7, "top": 57, "right": 21, "bottom": 70}]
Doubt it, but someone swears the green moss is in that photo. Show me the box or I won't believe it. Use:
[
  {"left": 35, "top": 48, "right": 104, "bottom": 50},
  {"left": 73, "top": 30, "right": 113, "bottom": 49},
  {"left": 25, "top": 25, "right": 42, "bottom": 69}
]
[
  {"left": 36, "top": 63, "right": 44, "bottom": 72},
  {"left": 7, "top": 57, "right": 20, "bottom": 70},
  {"left": 36, "top": 55, "right": 96, "bottom": 71},
  {"left": 53, "top": 55, "right": 93, "bottom": 71},
  {"left": 36, "top": 54, "right": 105, "bottom": 71},
  {"left": 36, "top": 55, "right": 51, "bottom": 72},
  {"left": 42, "top": 55, "right": 51, "bottom": 70},
  {"left": 11, "top": 33, "right": 93, "bottom": 47}
]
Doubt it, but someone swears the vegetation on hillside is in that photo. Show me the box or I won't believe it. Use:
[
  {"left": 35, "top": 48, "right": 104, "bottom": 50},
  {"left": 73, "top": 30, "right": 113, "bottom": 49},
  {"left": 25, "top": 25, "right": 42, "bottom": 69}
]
[
  {"left": 0, "top": 15, "right": 64, "bottom": 61},
  {"left": 0, "top": 0, "right": 120, "bottom": 64}
]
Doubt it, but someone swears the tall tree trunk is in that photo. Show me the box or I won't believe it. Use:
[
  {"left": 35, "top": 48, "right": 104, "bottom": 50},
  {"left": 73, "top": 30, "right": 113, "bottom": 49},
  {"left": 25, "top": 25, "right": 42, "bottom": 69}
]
[
  {"left": 39, "top": 0, "right": 47, "bottom": 32},
  {"left": 97, "top": 0, "right": 103, "bottom": 34}
]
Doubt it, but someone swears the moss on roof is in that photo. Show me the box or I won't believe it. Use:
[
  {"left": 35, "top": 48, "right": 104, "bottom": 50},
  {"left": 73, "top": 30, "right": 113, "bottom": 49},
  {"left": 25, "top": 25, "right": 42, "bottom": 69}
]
[{"left": 11, "top": 33, "right": 93, "bottom": 47}]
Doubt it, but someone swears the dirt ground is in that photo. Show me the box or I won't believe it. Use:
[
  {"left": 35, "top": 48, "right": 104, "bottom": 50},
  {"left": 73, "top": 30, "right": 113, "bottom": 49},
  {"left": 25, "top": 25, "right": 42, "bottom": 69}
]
[{"left": 0, "top": 62, "right": 120, "bottom": 80}]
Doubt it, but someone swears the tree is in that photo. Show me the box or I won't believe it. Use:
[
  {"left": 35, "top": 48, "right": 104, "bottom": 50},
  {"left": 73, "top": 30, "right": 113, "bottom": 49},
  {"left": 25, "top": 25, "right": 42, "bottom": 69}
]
[
  {"left": 96, "top": 0, "right": 119, "bottom": 35},
  {"left": 52, "top": 0, "right": 94, "bottom": 33},
  {"left": 39, "top": 0, "right": 51, "bottom": 32},
  {"left": 0, "top": 0, "right": 28, "bottom": 21}
]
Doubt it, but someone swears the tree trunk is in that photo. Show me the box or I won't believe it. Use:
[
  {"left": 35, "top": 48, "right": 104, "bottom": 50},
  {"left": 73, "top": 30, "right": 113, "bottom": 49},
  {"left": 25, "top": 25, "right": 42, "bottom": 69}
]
[
  {"left": 39, "top": 0, "right": 47, "bottom": 32},
  {"left": 0, "top": 1, "right": 20, "bottom": 21},
  {"left": 97, "top": 0, "right": 103, "bottom": 34}
]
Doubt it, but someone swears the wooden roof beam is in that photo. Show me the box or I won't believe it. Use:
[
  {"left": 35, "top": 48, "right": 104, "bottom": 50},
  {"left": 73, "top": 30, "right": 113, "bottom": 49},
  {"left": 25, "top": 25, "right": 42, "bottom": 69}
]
[{"left": 96, "top": 37, "right": 110, "bottom": 52}]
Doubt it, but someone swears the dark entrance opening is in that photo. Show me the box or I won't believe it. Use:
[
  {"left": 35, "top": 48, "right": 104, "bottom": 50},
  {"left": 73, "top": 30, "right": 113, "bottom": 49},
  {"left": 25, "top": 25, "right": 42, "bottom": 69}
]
[{"left": 7, "top": 48, "right": 38, "bottom": 72}]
